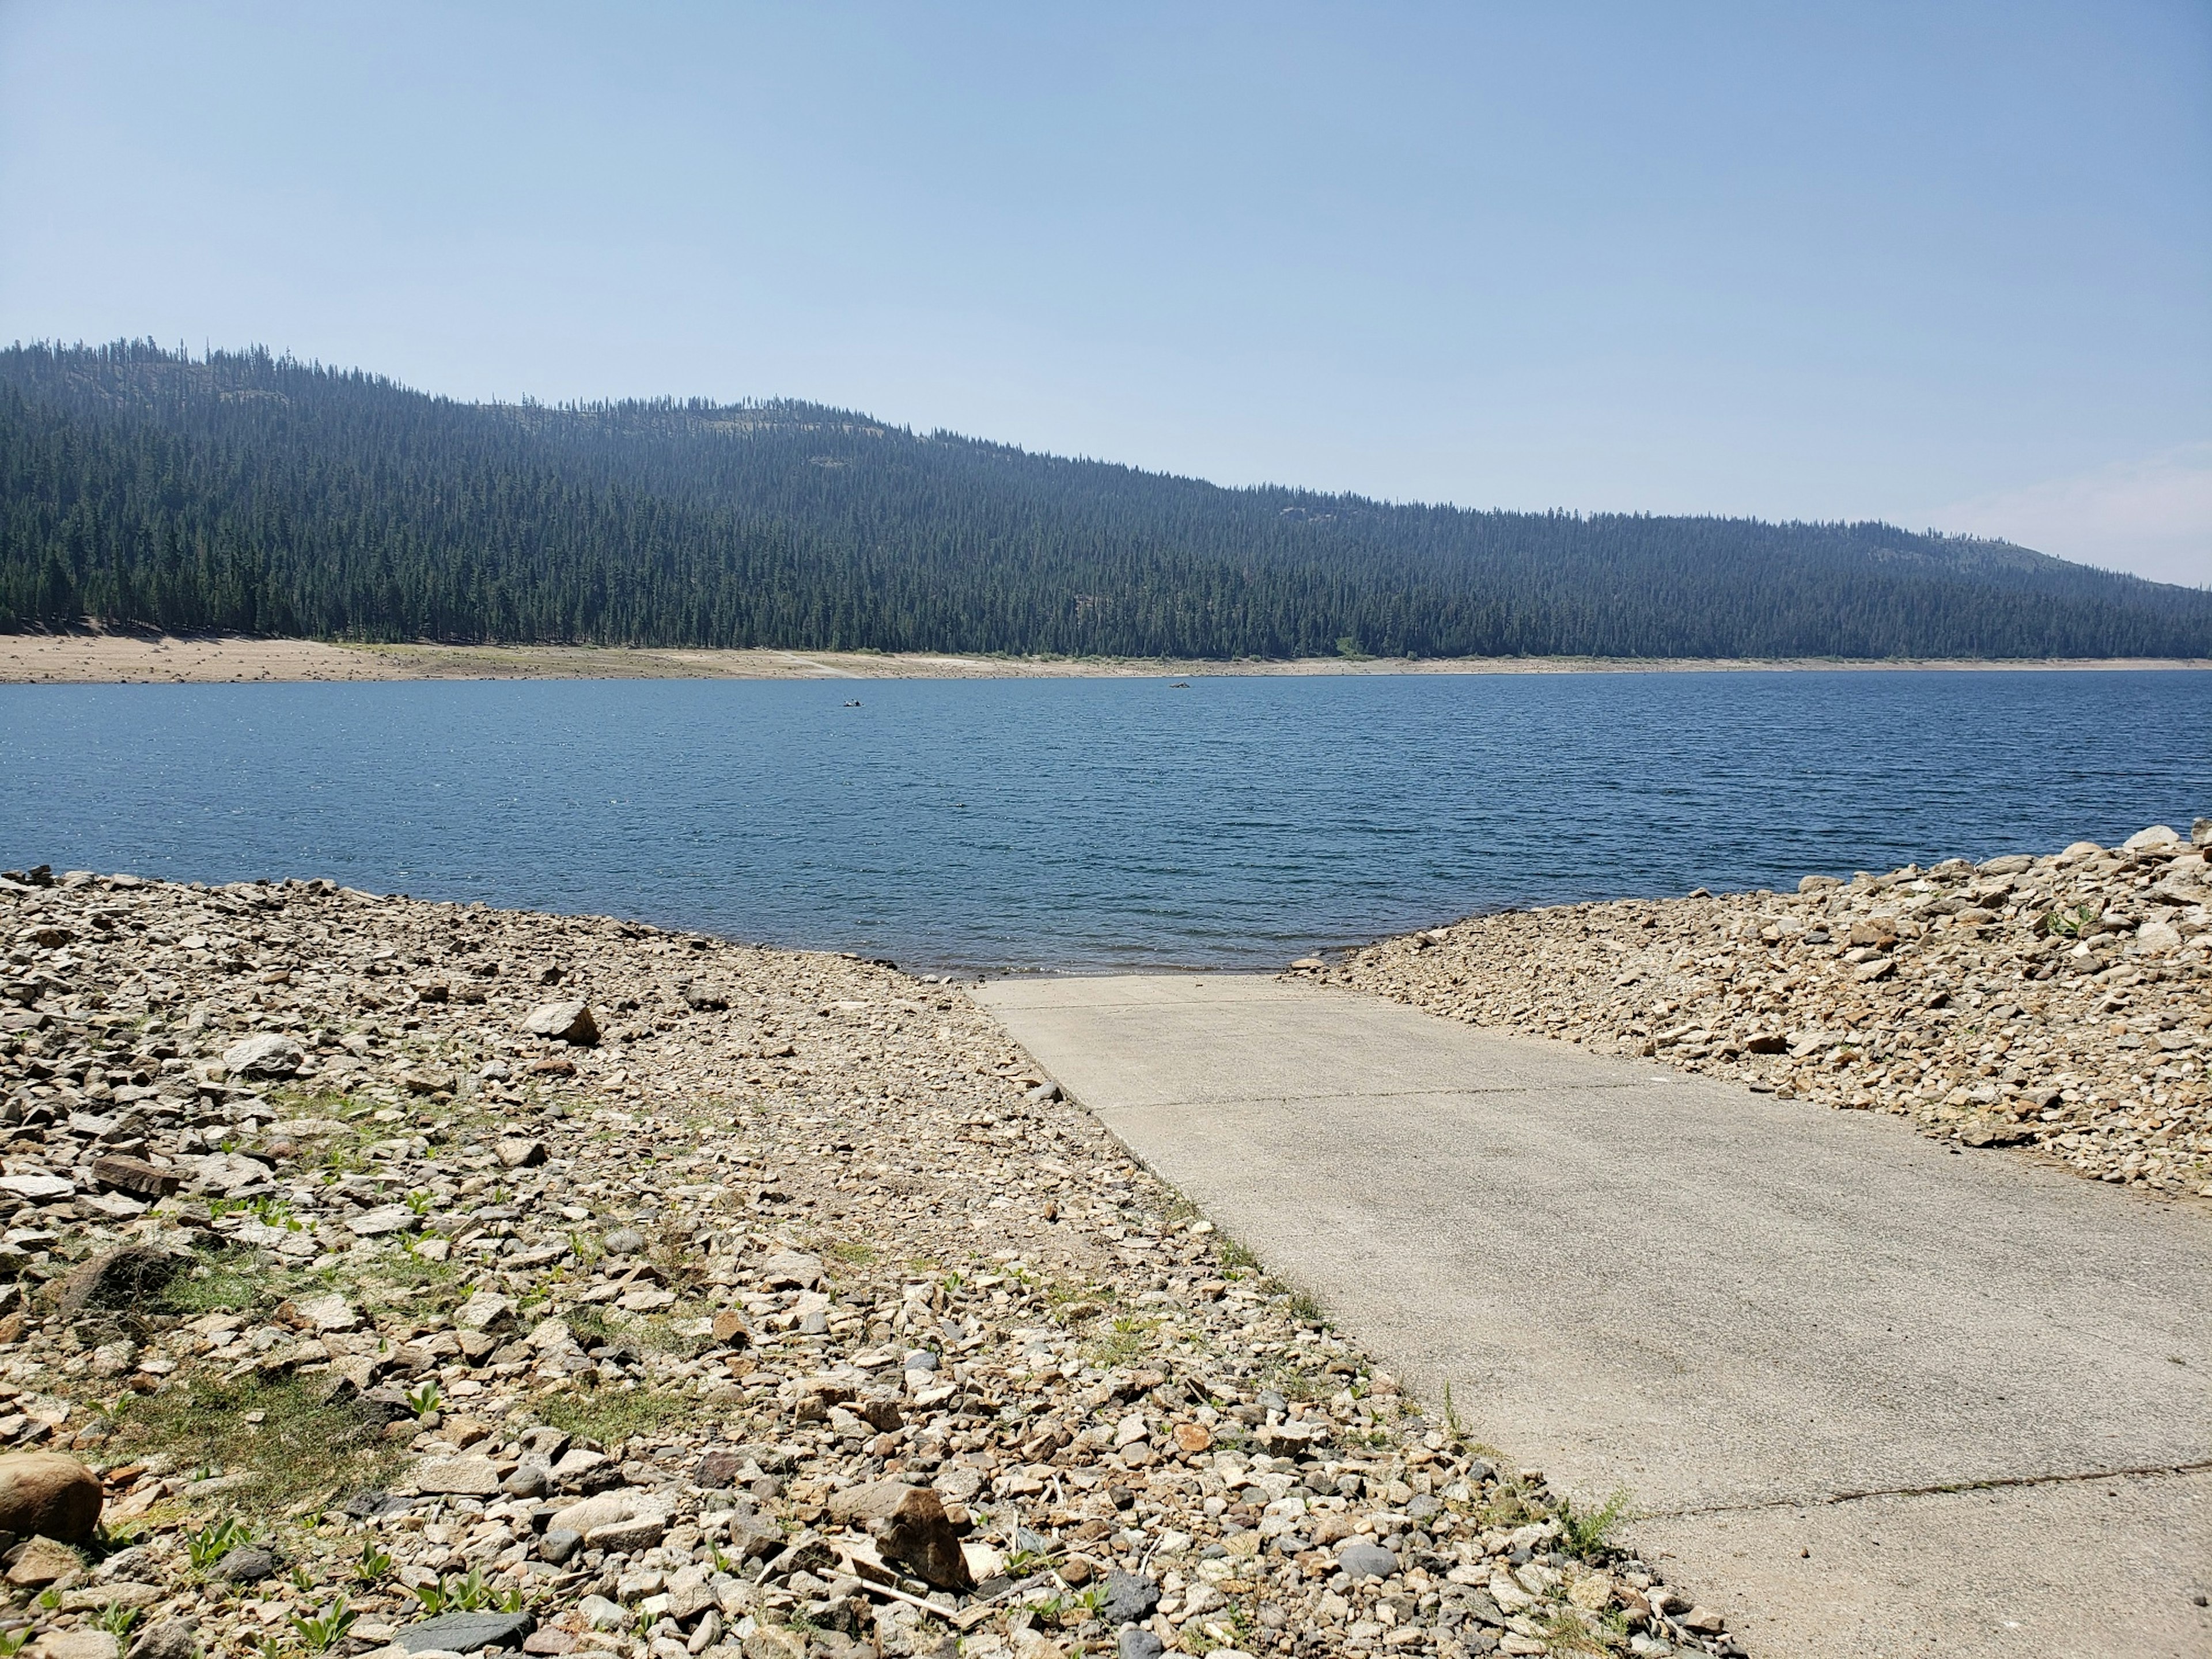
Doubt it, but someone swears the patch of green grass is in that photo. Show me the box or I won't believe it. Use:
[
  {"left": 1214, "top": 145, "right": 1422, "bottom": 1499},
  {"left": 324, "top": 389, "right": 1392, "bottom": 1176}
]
[
  {"left": 372, "top": 1251, "right": 463, "bottom": 1309},
  {"left": 536, "top": 1385, "right": 696, "bottom": 1449},
  {"left": 1215, "top": 1238, "right": 1260, "bottom": 1275},
  {"left": 1285, "top": 1288, "right": 1328, "bottom": 1328},
  {"left": 160, "top": 1247, "right": 283, "bottom": 1319},
  {"left": 1084, "top": 1315, "right": 1158, "bottom": 1369},
  {"left": 113, "top": 1376, "right": 403, "bottom": 1518},
  {"left": 562, "top": 1303, "right": 617, "bottom": 1350},
  {"left": 825, "top": 1240, "right": 877, "bottom": 1266},
  {"left": 1536, "top": 1608, "right": 1613, "bottom": 1655},
  {"left": 1474, "top": 1478, "right": 1547, "bottom": 1531}
]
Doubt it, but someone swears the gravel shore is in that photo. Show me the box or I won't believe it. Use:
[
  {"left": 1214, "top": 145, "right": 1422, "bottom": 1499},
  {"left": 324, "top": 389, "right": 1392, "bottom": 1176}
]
[
  {"left": 0, "top": 872, "right": 1744, "bottom": 1659},
  {"left": 1306, "top": 821, "right": 2212, "bottom": 1201},
  {"left": 5, "top": 633, "right": 2207, "bottom": 684}
]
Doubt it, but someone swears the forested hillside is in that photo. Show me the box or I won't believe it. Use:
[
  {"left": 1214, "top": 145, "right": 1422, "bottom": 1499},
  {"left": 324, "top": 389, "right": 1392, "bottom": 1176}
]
[{"left": 3, "top": 340, "right": 2206, "bottom": 658}]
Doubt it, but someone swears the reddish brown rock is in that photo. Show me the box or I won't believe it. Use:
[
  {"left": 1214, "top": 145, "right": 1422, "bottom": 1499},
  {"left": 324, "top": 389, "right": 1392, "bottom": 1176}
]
[
  {"left": 825, "top": 1480, "right": 972, "bottom": 1590},
  {"left": 89, "top": 1156, "right": 181, "bottom": 1199}
]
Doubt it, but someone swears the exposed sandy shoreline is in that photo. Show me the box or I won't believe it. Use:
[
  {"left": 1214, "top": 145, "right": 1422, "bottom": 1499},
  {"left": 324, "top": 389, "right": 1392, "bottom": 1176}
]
[{"left": 2, "top": 633, "right": 2208, "bottom": 684}]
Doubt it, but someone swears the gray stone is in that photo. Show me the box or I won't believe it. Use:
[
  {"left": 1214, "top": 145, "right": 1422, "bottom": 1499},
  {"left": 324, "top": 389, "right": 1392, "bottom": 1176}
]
[
  {"left": 453, "top": 1291, "right": 516, "bottom": 1332},
  {"left": 394, "top": 1612, "right": 532, "bottom": 1654},
  {"left": 222, "top": 1035, "right": 305, "bottom": 1078},
  {"left": 123, "top": 1620, "right": 199, "bottom": 1659},
  {"left": 1335, "top": 1539, "right": 1397, "bottom": 1580},
  {"left": 521, "top": 1002, "right": 598, "bottom": 1047},
  {"left": 414, "top": 1455, "right": 502, "bottom": 1497},
  {"left": 212, "top": 1545, "right": 280, "bottom": 1584},
  {"left": 585, "top": 1514, "right": 666, "bottom": 1552},
  {"left": 1116, "top": 1632, "right": 1165, "bottom": 1659},
  {"left": 537, "top": 1528, "right": 582, "bottom": 1566},
  {"left": 1099, "top": 1569, "right": 1160, "bottom": 1626},
  {"left": 348, "top": 1204, "right": 418, "bottom": 1238},
  {"left": 601, "top": 1228, "right": 645, "bottom": 1256},
  {"left": 755, "top": 1251, "right": 824, "bottom": 1290},
  {"left": 501, "top": 1460, "right": 550, "bottom": 1499}
]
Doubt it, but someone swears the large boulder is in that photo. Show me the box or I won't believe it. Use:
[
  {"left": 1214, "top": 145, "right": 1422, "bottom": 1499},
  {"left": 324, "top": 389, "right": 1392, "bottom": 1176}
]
[
  {"left": 0, "top": 1453, "right": 102, "bottom": 1543},
  {"left": 827, "top": 1481, "right": 971, "bottom": 1591},
  {"left": 521, "top": 1002, "right": 598, "bottom": 1046},
  {"left": 221, "top": 1035, "right": 304, "bottom": 1078}
]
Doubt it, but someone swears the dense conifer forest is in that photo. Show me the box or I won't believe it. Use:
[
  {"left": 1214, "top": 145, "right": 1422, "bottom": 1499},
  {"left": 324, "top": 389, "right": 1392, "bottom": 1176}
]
[{"left": 2, "top": 340, "right": 2206, "bottom": 658}]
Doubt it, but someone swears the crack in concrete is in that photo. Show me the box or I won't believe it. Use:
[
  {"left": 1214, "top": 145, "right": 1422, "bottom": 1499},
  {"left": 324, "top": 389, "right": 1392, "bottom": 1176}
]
[{"left": 1642, "top": 1460, "right": 2212, "bottom": 1520}]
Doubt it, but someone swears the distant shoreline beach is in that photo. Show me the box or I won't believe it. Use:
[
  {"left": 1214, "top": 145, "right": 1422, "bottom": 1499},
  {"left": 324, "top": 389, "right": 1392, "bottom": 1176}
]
[{"left": 4, "top": 632, "right": 2209, "bottom": 685}]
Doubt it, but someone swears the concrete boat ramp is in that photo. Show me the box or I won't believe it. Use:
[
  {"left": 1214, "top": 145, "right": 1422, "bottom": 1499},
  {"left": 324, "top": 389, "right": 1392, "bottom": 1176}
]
[{"left": 973, "top": 974, "right": 2212, "bottom": 1659}]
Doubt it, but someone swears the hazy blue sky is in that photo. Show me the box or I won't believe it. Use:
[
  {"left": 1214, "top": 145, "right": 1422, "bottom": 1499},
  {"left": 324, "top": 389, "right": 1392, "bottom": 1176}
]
[{"left": 4, "top": 2, "right": 2208, "bottom": 584}]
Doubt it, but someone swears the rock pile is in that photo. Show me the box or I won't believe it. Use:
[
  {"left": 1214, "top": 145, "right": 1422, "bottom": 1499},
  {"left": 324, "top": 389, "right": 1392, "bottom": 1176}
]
[
  {"left": 0, "top": 868, "right": 1743, "bottom": 1659},
  {"left": 1307, "top": 822, "right": 2212, "bottom": 1198}
]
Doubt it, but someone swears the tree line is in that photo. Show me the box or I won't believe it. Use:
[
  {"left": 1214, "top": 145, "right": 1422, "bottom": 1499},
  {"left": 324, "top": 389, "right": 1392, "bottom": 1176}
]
[{"left": 2, "top": 340, "right": 2206, "bottom": 660}]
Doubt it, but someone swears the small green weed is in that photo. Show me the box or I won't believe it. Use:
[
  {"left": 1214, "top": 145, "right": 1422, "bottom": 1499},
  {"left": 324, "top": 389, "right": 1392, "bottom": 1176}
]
[
  {"left": 94, "top": 1604, "right": 142, "bottom": 1641},
  {"left": 1555, "top": 1487, "right": 1634, "bottom": 1556},
  {"left": 291, "top": 1599, "right": 357, "bottom": 1654},
  {"left": 185, "top": 1516, "right": 251, "bottom": 1571}
]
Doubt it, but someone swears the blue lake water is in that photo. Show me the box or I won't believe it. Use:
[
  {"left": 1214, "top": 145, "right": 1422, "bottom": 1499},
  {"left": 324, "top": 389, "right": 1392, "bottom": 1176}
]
[{"left": 1, "top": 671, "right": 2205, "bottom": 973}]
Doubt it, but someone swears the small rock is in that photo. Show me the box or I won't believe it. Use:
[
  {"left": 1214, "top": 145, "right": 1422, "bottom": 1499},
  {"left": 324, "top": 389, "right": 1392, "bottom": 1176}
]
[
  {"left": 1335, "top": 1539, "right": 1397, "bottom": 1580},
  {"left": 0, "top": 1173, "right": 74, "bottom": 1202},
  {"left": 1116, "top": 1633, "right": 1165, "bottom": 1659},
  {"left": 29, "top": 1633, "right": 118, "bottom": 1659},
  {"left": 292, "top": 1293, "right": 360, "bottom": 1332},
  {"left": 415, "top": 1456, "right": 502, "bottom": 1497},
  {"left": 827, "top": 1480, "right": 972, "bottom": 1590},
  {"left": 222, "top": 1033, "right": 305, "bottom": 1077},
  {"left": 124, "top": 1621, "right": 199, "bottom": 1659},
  {"left": 601, "top": 1228, "right": 646, "bottom": 1256},
  {"left": 395, "top": 1613, "right": 533, "bottom": 1654},
  {"left": 348, "top": 1204, "right": 418, "bottom": 1237},
  {"left": 709, "top": 1310, "right": 751, "bottom": 1346},
  {"left": 495, "top": 1138, "right": 547, "bottom": 1169},
  {"left": 5, "top": 1534, "right": 86, "bottom": 1585},
  {"left": 89, "top": 1156, "right": 182, "bottom": 1199},
  {"left": 586, "top": 1514, "right": 667, "bottom": 1551},
  {"left": 1099, "top": 1569, "right": 1160, "bottom": 1626},
  {"left": 755, "top": 1251, "right": 824, "bottom": 1290},
  {"left": 213, "top": 1544, "right": 281, "bottom": 1584},
  {"left": 522, "top": 1002, "right": 599, "bottom": 1047},
  {"left": 537, "top": 1528, "right": 582, "bottom": 1565},
  {"left": 454, "top": 1291, "right": 516, "bottom": 1332}
]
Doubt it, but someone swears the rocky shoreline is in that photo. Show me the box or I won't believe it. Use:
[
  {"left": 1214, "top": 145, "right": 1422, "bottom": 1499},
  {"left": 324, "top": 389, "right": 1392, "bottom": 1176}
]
[
  {"left": 1306, "top": 821, "right": 2212, "bottom": 1202},
  {"left": 6, "top": 632, "right": 2209, "bottom": 685},
  {"left": 0, "top": 871, "right": 1741, "bottom": 1659}
]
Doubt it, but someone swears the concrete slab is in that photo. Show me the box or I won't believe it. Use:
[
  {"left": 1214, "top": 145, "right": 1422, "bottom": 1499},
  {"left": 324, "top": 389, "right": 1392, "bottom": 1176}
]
[{"left": 973, "top": 973, "right": 2212, "bottom": 1659}]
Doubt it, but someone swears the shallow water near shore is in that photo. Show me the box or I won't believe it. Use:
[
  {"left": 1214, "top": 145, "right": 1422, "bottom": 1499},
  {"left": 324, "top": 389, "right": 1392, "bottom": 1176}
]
[{"left": 2, "top": 669, "right": 2205, "bottom": 972}]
